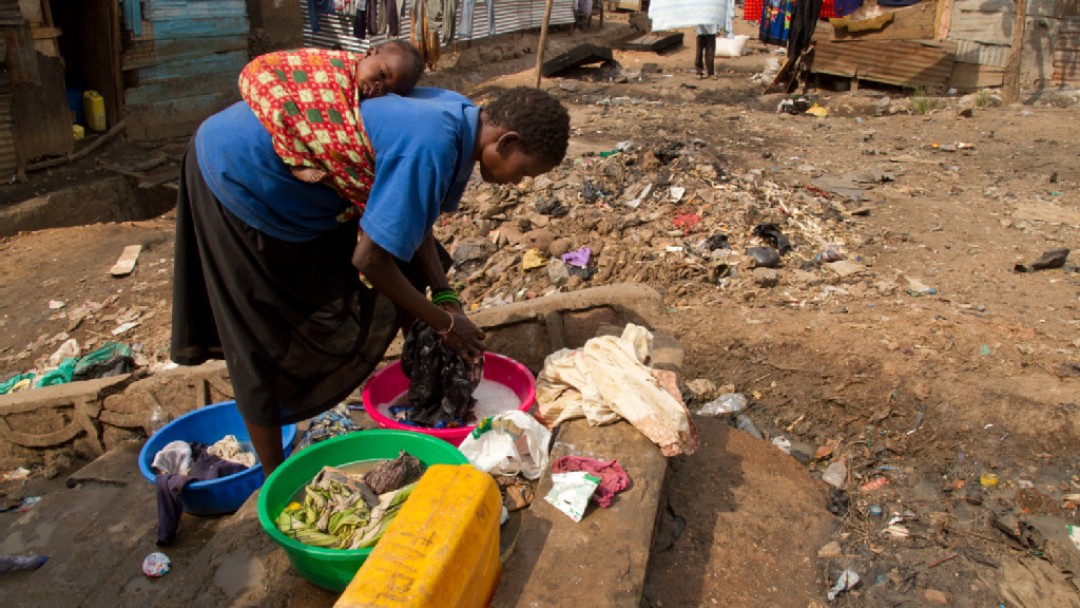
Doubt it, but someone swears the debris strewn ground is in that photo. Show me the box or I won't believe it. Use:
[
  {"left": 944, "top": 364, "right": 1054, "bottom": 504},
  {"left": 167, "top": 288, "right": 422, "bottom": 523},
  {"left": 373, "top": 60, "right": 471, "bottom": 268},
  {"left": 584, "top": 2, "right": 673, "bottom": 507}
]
[{"left": 2, "top": 20, "right": 1080, "bottom": 607}]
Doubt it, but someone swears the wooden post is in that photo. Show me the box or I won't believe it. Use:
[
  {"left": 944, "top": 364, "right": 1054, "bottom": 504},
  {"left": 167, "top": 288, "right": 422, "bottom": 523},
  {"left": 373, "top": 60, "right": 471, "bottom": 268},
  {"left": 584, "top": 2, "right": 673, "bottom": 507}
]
[
  {"left": 1003, "top": 0, "right": 1026, "bottom": 103},
  {"left": 534, "top": 0, "right": 556, "bottom": 88}
]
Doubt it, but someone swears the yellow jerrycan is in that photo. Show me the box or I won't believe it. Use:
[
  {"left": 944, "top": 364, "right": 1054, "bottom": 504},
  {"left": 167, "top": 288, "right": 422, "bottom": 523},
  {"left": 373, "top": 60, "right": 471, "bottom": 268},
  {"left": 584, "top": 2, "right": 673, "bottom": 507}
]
[{"left": 83, "top": 90, "right": 106, "bottom": 132}]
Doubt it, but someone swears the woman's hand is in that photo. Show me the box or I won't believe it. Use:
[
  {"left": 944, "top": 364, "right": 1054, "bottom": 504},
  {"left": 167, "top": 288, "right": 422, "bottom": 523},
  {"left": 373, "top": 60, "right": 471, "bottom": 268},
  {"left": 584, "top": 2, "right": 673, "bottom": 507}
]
[{"left": 437, "top": 305, "right": 486, "bottom": 365}]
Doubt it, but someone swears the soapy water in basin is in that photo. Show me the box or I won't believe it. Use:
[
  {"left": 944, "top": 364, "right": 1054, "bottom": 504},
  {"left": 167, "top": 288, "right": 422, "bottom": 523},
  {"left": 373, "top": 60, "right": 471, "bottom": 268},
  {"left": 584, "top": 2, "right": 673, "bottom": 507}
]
[{"left": 377, "top": 379, "right": 521, "bottom": 425}]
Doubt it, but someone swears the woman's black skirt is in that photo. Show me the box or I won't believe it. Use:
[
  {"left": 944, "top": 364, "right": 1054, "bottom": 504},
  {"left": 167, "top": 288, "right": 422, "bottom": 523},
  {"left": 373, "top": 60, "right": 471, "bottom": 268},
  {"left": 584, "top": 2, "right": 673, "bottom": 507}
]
[{"left": 171, "top": 142, "right": 423, "bottom": 427}]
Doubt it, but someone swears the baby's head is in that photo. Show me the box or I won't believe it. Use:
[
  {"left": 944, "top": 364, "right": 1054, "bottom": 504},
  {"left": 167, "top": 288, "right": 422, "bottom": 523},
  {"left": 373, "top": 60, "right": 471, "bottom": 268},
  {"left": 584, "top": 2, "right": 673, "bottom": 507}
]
[{"left": 356, "top": 40, "right": 424, "bottom": 99}]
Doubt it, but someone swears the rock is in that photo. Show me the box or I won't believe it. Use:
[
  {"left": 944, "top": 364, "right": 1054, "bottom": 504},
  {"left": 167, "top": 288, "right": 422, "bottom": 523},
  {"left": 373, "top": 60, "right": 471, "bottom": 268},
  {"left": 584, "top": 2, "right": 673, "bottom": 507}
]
[
  {"left": 533, "top": 175, "right": 554, "bottom": 190},
  {"left": 959, "top": 107, "right": 974, "bottom": 118},
  {"left": 922, "top": 589, "right": 948, "bottom": 605},
  {"left": 753, "top": 267, "right": 779, "bottom": 288},
  {"left": 746, "top": 246, "right": 780, "bottom": 268},
  {"left": 501, "top": 226, "right": 524, "bottom": 246},
  {"left": 685, "top": 378, "right": 717, "bottom": 400},
  {"left": 452, "top": 239, "right": 495, "bottom": 274},
  {"left": 825, "top": 260, "right": 865, "bottom": 278},
  {"left": 558, "top": 80, "right": 581, "bottom": 93},
  {"left": 547, "top": 259, "right": 570, "bottom": 287},
  {"left": 641, "top": 62, "right": 661, "bottom": 74},
  {"left": 566, "top": 275, "right": 584, "bottom": 290},
  {"left": 791, "top": 269, "right": 822, "bottom": 286},
  {"left": 549, "top": 237, "right": 573, "bottom": 259},
  {"left": 523, "top": 228, "right": 554, "bottom": 254}
]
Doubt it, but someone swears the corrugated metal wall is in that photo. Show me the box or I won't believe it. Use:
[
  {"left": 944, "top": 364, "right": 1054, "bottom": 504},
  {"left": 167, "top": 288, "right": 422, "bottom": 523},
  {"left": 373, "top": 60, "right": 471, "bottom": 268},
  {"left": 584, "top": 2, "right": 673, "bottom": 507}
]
[
  {"left": 302, "top": 0, "right": 577, "bottom": 53},
  {"left": 0, "top": 68, "right": 15, "bottom": 179},
  {"left": 1053, "top": 15, "right": 1080, "bottom": 83},
  {"left": 1, "top": 0, "right": 20, "bottom": 178}
]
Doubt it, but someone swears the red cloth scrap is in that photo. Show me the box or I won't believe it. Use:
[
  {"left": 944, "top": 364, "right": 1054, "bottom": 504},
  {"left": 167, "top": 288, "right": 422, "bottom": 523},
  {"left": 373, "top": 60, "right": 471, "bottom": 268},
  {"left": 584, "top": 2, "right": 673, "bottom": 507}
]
[{"left": 551, "top": 456, "right": 630, "bottom": 508}]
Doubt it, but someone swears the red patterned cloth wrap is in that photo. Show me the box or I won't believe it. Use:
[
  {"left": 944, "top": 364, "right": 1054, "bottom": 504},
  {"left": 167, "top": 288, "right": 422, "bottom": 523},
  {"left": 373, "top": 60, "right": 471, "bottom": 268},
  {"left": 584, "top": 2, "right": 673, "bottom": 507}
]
[{"left": 239, "top": 49, "right": 375, "bottom": 218}]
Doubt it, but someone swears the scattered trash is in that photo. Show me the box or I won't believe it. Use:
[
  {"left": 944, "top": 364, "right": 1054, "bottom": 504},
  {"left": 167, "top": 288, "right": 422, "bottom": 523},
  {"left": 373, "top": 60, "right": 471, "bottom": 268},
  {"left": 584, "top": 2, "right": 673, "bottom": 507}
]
[
  {"left": 0, "top": 554, "right": 49, "bottom": 574},
  {"left": 1069, "top": 524, "right": 1080, "bottom": 552},
  {"left": 805, "top": 103, "right": 829, "bottom": 118},
  {"left": 15, "top": 496, "right": 41, "bottom": 512},
  {"left": 551, "top": 456, "right": 630, "bottom": 508},
  {"left": 544, "top": 471, "right": 600, "bottom": 522},
  {"left": 2, "top": 467, "right": 31, "bottom": 481},
  {"left": 141, "top": 552, "right": 171, "bottom": 578},
  {"left": 746, "top": 246, "right": 781, "bottom": 268},
  {"left": 868, "top": 505, "right": 884, "bottom": 517},
  {"left": 860, "top": 477, "right": 889, "bottom": 492},
  {"left": 906, "top": 403, "right": 927, "bottom": 435},
  {"left": 0, "top": 373, "right": 35, "bottom": 395},
  {"left": 772, "top": 435, "right": 792, "bottom": 454},
  {"left": 697, "top": 393, "right": 747, "bottom": 416},
  {"left": 905, "top": 276, "right": 937, "bottom": 296},
  {"left": 560, "top": 247, "right": 592, "bottom": 268},
  {"left": 110, "top": 244, "right": 143, "bottom": 277},
  {"left": 72, "top": 342, "right": 135, "bottom": 381},
  {"left": 48, "top": 300, "right": 65, "bottom": 310},
  {"left": 826, "top": 569, "right": 860, "bottom": 601},
  {"left": 818, "top": 540, "right": 843, "bottom": 558},
  {"left": 1013, "top": 248, "right": 1069, "bottom": 273},
  {"left": 535, "top": 197, "right": 568, "bottom": 217},
  {"left": 979, "top": 472, "right": 1000, "bottom": 488},
  {"left": 669, "top": 186, "right": 686, "bottom": 202},
  {"left": 980, "top": 344, "right": 992, "bottom": 357},
  {"left": 673, "top": 211, "right": 702, "bottom": 235},
  {"left": 522, "top": 249, "right": 547, "bottom": 270},
  {"left": 624, "top": 183, "right": 652, "bottom": 209},
  {"left": 735, "top": 414, "right": 762, "bottom": 439},
  {"left": 827, "top": 488, "right": 850, "bottom": 516},
  {"left": 777, "top": 95, "right": 813, "bottom": 115},
  {"left": 752, "top": 223, "right": 792, "bottom": 255},
  {"left": 458, "top": 411, "right": 552, "bottom": 480},
  {"left": 822, "top": 460, "right": 848, "bottom": 489}
]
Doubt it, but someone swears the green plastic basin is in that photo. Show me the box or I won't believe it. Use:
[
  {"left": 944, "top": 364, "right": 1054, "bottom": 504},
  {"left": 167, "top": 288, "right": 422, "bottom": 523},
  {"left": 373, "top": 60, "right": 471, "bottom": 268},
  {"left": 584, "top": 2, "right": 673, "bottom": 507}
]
[{"left": 257, "top": 429, "right": 468, "bottom": 591}]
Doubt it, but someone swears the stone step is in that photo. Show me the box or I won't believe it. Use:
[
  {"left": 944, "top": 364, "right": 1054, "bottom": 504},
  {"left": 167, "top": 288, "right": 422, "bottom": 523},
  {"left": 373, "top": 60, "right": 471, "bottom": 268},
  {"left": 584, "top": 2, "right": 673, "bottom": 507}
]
[{"left": 493, "top": 418, "right": 668, "bottom": 608}]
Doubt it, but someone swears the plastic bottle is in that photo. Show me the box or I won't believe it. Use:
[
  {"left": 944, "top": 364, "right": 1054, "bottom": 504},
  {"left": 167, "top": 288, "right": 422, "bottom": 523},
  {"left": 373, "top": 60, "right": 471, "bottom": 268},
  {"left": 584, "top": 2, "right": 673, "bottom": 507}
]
[
  {"left": 149, "top": 404, "right": 170, "bottom": 435},
  {"left": 0, "top": 555, "right": 48, "bottom": 573}
]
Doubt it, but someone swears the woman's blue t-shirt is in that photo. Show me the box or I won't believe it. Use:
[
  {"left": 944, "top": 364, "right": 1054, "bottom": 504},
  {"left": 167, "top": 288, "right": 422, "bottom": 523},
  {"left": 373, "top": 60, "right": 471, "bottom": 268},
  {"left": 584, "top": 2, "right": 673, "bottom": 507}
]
[{"left": 194, "top": 87, "right": 479, "bottom": 261}]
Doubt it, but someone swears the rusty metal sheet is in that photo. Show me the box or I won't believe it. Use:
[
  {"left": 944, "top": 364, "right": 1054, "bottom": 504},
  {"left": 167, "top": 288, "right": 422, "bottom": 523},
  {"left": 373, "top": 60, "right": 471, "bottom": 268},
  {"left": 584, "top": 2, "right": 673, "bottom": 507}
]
[
  {"left": 0, "top": 0, "right": 21, "bottom": 25},
  {"left": 811, "top": 37, "right": 957, "bottom": 90},
  {"left": 1053, "top": 16, "right": 1080, "bottom": 83},
  {"left": 0, "top": 91, "right": 16, "bottom": 180}
]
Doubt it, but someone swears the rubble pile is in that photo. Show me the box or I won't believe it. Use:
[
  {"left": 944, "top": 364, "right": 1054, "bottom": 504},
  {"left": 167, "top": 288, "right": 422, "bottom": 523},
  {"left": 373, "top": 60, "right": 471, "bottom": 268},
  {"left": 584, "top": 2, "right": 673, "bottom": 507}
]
[{"left": 437, "top": 135, "right": 880, "bottom": 310}]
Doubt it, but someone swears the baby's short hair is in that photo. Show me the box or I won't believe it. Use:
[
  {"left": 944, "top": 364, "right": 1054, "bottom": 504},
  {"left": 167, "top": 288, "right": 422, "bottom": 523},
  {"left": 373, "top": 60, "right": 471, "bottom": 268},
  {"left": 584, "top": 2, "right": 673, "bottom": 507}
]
[{"left": 376, "top": 40, "right": 425, "bottom": 87}]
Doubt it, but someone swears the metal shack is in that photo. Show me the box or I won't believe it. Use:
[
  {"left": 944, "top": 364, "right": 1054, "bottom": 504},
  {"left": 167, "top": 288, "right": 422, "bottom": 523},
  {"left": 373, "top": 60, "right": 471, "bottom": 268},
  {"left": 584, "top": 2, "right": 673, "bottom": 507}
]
[
  {"left": 809, "top": 0, "right": 1080, "bottom": 92},
  {"left": 0, "top": 0, "right": 247, "bottom": 180}
]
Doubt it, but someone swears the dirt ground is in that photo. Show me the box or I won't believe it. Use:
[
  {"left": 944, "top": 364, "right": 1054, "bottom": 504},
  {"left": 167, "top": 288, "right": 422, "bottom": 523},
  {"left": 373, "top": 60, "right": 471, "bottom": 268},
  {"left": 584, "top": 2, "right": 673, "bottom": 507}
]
[{"left": 2, "top": 18, "right": 1079, "bottom": 607}]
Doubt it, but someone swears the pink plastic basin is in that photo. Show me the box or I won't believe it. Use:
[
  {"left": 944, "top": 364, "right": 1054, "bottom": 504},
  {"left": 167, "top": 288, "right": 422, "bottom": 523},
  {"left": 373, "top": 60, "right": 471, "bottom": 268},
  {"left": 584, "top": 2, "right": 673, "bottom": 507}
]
[{"left": 362, "top": 352, "right": 537, "bottom": 446}]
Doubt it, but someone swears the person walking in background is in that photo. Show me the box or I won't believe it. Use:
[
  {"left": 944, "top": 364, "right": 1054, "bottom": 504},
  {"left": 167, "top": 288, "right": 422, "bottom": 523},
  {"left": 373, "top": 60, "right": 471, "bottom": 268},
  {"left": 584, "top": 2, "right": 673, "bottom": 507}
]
[{"left": 695, "top": 23, "right": 719, "bottom": 78}]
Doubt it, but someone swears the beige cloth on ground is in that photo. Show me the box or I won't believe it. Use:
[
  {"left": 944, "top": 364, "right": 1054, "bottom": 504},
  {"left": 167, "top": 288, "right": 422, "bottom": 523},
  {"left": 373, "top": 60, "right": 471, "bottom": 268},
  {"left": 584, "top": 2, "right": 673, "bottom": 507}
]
[{"left": 536, "top": 324, "right": 699, "bottom": 456}]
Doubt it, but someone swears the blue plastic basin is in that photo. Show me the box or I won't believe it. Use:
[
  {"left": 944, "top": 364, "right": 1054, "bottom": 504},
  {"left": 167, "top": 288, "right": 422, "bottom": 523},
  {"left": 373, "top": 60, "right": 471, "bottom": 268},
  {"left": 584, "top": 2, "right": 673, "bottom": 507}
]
[{"left": 138, "top": 400, "right": 297, "bottom": 515}]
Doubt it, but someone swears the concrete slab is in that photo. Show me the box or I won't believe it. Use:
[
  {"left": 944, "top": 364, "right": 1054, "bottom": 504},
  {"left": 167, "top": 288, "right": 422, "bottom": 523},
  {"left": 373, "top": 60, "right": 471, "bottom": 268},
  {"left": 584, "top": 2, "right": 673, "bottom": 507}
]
[
  {"left": 66, "top": 440, "right": 143, "bottom": 488},
  {"left": 492, "top": 418, "right": 668, "bottom": 608}
]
